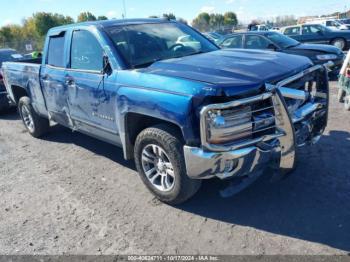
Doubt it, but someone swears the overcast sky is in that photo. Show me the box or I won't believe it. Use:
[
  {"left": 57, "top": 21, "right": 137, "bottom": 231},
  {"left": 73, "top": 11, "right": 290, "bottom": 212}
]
[{"left": 1, "top": 0, "right": 349, "bottom": 26}]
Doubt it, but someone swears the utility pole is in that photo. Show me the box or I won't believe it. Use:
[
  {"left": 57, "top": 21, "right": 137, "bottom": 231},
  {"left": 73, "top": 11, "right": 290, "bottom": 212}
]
[{"left": 122, "top": 0, "right": 127, "bottom": 19}]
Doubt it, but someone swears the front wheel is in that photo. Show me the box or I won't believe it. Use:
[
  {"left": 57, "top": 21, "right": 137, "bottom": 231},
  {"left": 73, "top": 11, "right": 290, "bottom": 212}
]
[
  {"left": 18, "top": 96, "right": 50, "bottom": 138},
  {"left": 134, "top": 124, "right": 201, "bottom": 205}
]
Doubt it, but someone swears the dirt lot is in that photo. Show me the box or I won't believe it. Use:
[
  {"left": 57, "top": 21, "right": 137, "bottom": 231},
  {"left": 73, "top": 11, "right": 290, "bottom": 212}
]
[{"left": 0, "top": 81, "right": 349, "bottom": 255}]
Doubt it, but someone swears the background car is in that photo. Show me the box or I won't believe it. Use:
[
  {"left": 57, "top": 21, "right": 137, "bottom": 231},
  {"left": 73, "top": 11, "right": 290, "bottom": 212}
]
[
  {"left": 0, "top": 49, "right": 23, "bottom": 112},
  {"left": 203, "top": 32, "right": 224, "bottom": 45},
  {"left": 219, "top": 31, "right": 344, "bottom": 77},
  {"left": 281, "top": 24, "right": 350, "bottom": 50}
]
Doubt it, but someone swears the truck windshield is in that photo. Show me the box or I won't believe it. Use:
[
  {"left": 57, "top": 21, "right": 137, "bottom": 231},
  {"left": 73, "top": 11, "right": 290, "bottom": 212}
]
[{"left": 105, "top": 22, "right": 218, "bottom": 69}]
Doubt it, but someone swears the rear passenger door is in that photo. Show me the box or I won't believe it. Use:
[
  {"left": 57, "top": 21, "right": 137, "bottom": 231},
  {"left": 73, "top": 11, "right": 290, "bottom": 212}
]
[{"left": 41, "top": 31, "right": 71, "bottom": 125}]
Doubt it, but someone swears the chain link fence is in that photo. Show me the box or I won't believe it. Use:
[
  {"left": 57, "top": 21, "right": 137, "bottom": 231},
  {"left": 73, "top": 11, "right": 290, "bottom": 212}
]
[{"left": 0, "top": 39, "right": 43, "bottom": 55}]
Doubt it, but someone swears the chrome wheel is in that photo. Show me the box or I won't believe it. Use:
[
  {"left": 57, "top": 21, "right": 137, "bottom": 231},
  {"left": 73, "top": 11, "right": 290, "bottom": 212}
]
[
  {"left": 21, "top": 105, "right": 35, "bottom": 133},
  {"left": 333, "top": 39, "right": 345, "bottom": 50},
  {"left": 141, "top": 144, "right": 175, "bottom": 192}
]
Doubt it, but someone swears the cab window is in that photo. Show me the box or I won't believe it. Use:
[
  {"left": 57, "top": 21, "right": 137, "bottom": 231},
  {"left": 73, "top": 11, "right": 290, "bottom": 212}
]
[
  {"left": 302, "top": 25, "right": 323, "bottom": 35},
  {"left": 245, "top": 35, "right": 270, "bottom": 49},
  {"left": 47, "top": 32, "right": 66, "bottom": 67},
  {"left": 221, "top": 35, "right": 243, "bottom": 48},
  {"left": 70, "top": 30, "right": 104, "bottom": 72},
  {"left": 284, "top": 26, "right": 300, "bottom": 36}
]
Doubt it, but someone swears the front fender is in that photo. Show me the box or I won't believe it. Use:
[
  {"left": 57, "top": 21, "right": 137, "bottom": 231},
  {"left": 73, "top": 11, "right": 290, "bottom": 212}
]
[{"left": 116, "top": 84, "right": 198, "bottom": 159}]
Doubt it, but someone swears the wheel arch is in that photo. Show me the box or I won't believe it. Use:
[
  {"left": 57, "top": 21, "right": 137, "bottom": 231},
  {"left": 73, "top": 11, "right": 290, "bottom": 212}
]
[{"left": 122, "top": 112, "right": 185, "bottom": 160}]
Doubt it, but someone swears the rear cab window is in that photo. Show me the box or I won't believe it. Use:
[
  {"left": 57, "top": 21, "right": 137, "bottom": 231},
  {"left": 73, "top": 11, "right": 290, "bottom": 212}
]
[
  {"left": 221, "top": 35, "right": 243, "bottom": 48},
  {"left": 47, "top": 32, "right": 66, "bottom": 68},
  {"left": 284, "top": 26, "right": 300, "bottom": 36}
]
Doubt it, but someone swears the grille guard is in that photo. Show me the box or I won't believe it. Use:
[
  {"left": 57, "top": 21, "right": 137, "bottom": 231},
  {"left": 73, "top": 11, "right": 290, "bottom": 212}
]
[{"left": 186, "top": 63, "right": 329, "bottom": 180}]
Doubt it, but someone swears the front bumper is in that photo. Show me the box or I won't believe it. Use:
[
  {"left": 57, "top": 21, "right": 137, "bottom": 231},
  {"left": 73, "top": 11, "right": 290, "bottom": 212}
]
[{"left": 184, "top": 64, "right": 329, "bottom": 180}]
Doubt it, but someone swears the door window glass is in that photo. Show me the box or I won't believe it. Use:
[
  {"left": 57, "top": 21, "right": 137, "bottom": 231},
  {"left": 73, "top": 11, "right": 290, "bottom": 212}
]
[
  {"left": 47, "top": 33, "right": 66, "bottom": 67},
  {"left": 245, "top": 35, "right": 270, "bottom": 49},
  {"left": 221, "top": 35, "right": 243, "bottom": 48},
  {"left": 70, "top": 30, "right": 104, "bottom": 71}
]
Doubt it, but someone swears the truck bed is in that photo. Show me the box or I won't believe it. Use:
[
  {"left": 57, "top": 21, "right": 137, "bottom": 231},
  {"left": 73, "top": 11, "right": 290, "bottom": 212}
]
[{"left": 1, "top": 61, "right": 47, "bottom": 116}]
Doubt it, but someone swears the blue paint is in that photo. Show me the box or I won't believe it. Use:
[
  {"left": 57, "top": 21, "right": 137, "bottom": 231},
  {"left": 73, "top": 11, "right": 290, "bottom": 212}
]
[{"left": 2, "top": 19, "right": 313, "bottom": 159}]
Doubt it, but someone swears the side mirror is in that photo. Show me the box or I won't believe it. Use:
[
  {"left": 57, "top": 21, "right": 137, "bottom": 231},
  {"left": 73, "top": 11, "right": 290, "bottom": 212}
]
[
  {"left": 102, "top": 55, "right": 112, "bottom": 75},
  {"left": 317, "top": 30, "right": 323, "bottom": 35}
]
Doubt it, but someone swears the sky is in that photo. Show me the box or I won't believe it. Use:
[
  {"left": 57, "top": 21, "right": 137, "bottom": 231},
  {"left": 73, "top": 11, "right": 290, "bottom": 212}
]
[{"left": 1, "top": 0, "right": 349, "bottom": 26}]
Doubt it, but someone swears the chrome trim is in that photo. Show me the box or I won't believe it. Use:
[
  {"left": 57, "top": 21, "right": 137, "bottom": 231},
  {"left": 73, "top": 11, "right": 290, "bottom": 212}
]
[
  {"left": 271, "top": 89, "right": 296, "bottom": 174},
  {"left": 200, "top": 92, "right": 273, "bottom": 151},
  {"left": 292, "top": 102, "right": 323, "bottom": 123},
  {"left": 279, "top": 87, "right": 308, "bottom": 101},
  {"left": 0, "top": 91, "right": 7, "bottom": 95}
]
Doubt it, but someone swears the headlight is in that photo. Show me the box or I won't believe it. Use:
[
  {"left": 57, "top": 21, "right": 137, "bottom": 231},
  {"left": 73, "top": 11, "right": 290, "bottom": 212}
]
[
  {"left": 206, "top": 107, "right": 252, "bottom": 144},
  {"left": 316, "top": 54, "right": 338, "bottom": 61}
]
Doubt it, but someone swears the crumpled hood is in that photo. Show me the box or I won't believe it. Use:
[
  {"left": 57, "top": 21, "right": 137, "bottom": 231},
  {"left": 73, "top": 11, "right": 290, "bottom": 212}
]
[
  {"left": 143, "top": 49, "right": 313, "bottom": 96},
  {"left": 290, "top": 43, "right": 342, "bottom": 55}
]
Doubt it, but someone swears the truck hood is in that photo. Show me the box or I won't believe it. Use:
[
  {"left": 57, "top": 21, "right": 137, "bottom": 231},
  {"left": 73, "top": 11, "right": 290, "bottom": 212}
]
[
  {"left": 289, "top": 43, "right": 343, "bottom": 54},
  {"left": 144, "top": 49, "right": 312, "bottom": 96}
]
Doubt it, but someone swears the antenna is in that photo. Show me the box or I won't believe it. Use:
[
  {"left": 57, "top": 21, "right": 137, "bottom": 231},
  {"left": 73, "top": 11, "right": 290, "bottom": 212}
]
[{"left": 122, "top": 0, "right": 127, "bottom": 19}]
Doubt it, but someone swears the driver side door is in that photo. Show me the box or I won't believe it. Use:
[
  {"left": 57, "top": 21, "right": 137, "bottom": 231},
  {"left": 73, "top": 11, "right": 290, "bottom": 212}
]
[{"left": 66, "top": 29, "right": 120, "bottom": 143}]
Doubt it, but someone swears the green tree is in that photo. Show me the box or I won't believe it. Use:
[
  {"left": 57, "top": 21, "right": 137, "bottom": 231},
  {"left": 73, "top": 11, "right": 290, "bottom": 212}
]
[
  {"left": 163, "top": 13, "right": 176, "bottom": 20},
  {"left": 177, "top": 18, "right": 188, "bottom": 24},
  {"left": 77, "top": 12, "right": 97, "bottom": 22},
  {"left": 223, "top": 12, "right": 238, "bottom": 27},
  {"left": 209, "top": 14, "right": 225, "bottom": 31},
  {"left": 192, "top": 12, "right": 210, "bottom": 32},
  {"left": 97, "top": 16, "right": 108, "bottom": 21}
]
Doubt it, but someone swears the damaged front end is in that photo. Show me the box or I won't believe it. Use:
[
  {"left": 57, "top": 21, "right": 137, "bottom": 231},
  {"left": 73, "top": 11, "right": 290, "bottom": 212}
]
[{"left": 184, "top": 63, "right": 329, "bottom": 182}]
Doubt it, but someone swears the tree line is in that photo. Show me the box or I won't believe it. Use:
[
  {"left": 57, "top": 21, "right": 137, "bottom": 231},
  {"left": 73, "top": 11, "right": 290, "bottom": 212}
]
[
  {"left": 0, "top": 12, "right": 108, "bottom": 53},
  {"left": 191, "top": 12, "right": 238, "bottom": 32}
]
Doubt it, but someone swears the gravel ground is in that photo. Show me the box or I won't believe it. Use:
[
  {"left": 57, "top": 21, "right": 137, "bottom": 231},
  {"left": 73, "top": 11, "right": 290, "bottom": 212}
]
[{"left": 0, "top": 81, "right": 349, "bottom": 255}]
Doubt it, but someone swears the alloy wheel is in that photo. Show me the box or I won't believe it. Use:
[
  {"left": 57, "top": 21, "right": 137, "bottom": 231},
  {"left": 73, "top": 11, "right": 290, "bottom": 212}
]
[{"left": 141, "top": 144, "right": 175, "bottom": 192}]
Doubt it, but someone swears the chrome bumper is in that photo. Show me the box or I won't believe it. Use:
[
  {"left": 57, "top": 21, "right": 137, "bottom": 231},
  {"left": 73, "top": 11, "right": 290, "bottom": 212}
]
[{"left": 185, "top": 64, "right": 329, "bottom": 180}]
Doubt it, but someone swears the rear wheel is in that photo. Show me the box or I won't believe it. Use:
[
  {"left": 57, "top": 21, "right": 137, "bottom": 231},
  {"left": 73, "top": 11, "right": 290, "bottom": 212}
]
[
  {"left": 331, "top": 38, "right": 346, "bottom": 50},
  {"left": 18, "top": 96, "right": 49, "bottom": 138},
  {"left": 134, "top": 124, "right": 201, "bottom": 205}
]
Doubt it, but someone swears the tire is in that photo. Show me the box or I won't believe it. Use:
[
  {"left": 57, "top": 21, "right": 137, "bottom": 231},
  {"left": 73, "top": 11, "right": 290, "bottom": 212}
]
[
  {"left": 0, "top": 95, "right": 10, "bottom": 114},
  {"left": 331, "top": 38, "right": 346, "bottom": 51},
  {"left": 338, "top": 88, "right": 346, "bottom": 103},
  {"left": 134, "top": 124, "right": 201, "bottom": 205},
  {"left": 345, "top": 96, "right": 350, "bottom": 111},
  {"left": 18, "top": 96, "right": 49, "bottom": 138}
]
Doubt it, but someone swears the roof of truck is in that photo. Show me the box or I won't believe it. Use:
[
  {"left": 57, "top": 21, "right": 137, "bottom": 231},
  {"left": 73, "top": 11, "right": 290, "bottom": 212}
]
[{"left": 51, "top": 18, "right": 172, "bottom": 31}]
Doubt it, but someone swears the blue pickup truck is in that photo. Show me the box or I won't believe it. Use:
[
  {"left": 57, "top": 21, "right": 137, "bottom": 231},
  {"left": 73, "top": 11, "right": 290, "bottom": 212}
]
[{"left": 1, "top": 19, "right": 330, "bottom": 204}]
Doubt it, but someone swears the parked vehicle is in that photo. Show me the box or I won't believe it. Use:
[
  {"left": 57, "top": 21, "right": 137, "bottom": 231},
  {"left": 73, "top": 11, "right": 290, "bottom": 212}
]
[
  {"left": 338, "top": 51, "right": 350, "bottom": 110},
  {"left": 0, "top": 49, "right": 23, "bottom": 112},
  {"left": 281, "top": 24, "right": 350, "bottom": 50},
  {"left": 248, "top": 24, "right": 270, "bottom": 31},
  {"left": 306, "top": 19, "right": 350, "bottom": 30},
  {"left": 1, "top": 19, "right": 330, "bottom": 204},
  {"left": 203, "top": 32, "right": 224, "bottom": 45},
  {"left": 219, "top": 31, "right": 344, "bottom": 76}
]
